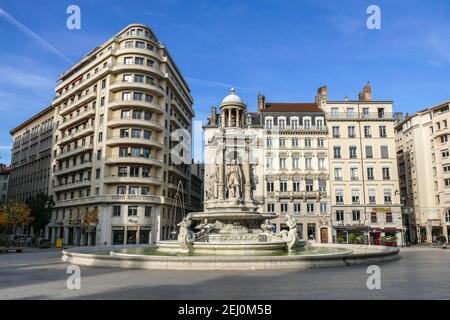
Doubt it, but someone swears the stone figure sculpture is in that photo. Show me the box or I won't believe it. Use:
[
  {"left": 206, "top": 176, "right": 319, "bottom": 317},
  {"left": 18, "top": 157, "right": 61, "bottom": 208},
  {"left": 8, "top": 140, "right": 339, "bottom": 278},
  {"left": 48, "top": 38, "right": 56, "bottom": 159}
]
[
  {"left": 177, "top": 214, "right": 195, "bottom": 250},
  {"left": 207, "top": 164, "right": 219, "bottom": 200},
  {"left": 226, "top": 160, "right": 243, "bottom": 200}
]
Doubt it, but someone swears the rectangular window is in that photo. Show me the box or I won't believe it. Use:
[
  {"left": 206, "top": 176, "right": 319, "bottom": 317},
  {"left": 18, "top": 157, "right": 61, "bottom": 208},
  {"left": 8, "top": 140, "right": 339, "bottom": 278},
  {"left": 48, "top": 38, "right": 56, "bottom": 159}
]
[
  {"left": 365, "top": 145, "right": 373, "bottom": 158},
  {"left": 319, "top": 179, "right": 326, "bottom": 192},
  {"left": 142, "top": 166, "right": 150, "bottom": 177},
  {"left": 306, "top": 179, "right": 313, "bottom": 192},
  {"left": 117, "top": 186, "right": 126, "bottom": 194},
  {"left": 267, "top": 203, "right": 275, "bottom": 213},
  {"left": 279, "top": 138, "right": 286, "bottom": 147},
  {"left": 145, "top": 206, "right": 152, "bottom": 217},
  {"left": 292, "top": 158, "right": 300, "bottom": 169},
  {"left": 384, "top": 189, "right": 392, "bottom": 204},
  {"left": 294, "top": 203, "right": 301, "bottom": 213},
  {"left": 128, "top": 206, "right": 138, "bottom": 216},
  {"left": 364, "top": 126, "right": 371, "bottom": 138},
  {"left": 112, "top": 206, "right": 121, "bottom": 217},
  {"left": 266, "top": 182, "right": 274, "bottom": 192},
  {"left": 293, "top": 181, "right": 301, "bottom": 192},
  {"left": 143, "top": 130, "right": 151, "bottom": 139},
  {"left": 131, "top": 129, "right": 141, "bottom": 138},
  {"left": 130, "top": 166, "right": 139, "bottom": 177},
  {"left": 318, "top": 158, "right": 325, "bottom": 170},
  {"left": 371, "top": 212, "right": 377, "bottom": 223},
  {"left": 369, "top": 188, "right": 376, "bottom": 204},
  {"left": 291, "top": 119, "right": 298, "bottom": 129},
  {"left": 280, "top": 158, "right": 286, "bottom": 169},
  {"left": 129, "top": 186, "right": 139, "bottom": 195},
  {"left": 118, "top": 166, "right": 127, "bottom": 177},
  {"left": 382, "top": 167, "right": 391, "bottom": 180},
  {"left": 379, "top": 126, "right": 387, "bottom": 138},
  {"left": 386, "top": 212, "right": 393, "bottom": 223},
  {"left": 336, "top": 189, "right": 344, "bottom": 204},
  {"left": 280, "top": 181, "right": 287, "bottom": 192},
  {"left": 317, "top": 138, "right": 324, "bottom": 148},
  {"left": 348, "top": 126, "right": 356, "bottom": 138},
  {"left": 305, "top": 138, "right": 312, "bottom": 148},
  {"left": 349, "top": 167, "right": 358, "bottom": 180},
  {"left": 305, "top": 158, "right": 312, "bottom": 170},
  {"left": 334, "top": 168, "right": 343, "bottom": 181},
  {"left": 141, "top": 187, "right": 149, "bottom": 195},
  {"left": 349, "top": 146, "right": 357, "bottom": 159},
  {"left": 336, "top": 210, "right": 344, "bottom": 222},
  {"left": 351, "top": 189, "right": 360, "bottom": 204},
  {"left": 367, "top": 167, "right": 375, "bottom": 180},
  {"left": 380, "top": 146, "right": 389, "bottom": 158},
  {"left": 320, "top": 202, "right": 327, "bottom": 213},
  {"left": 334, "top": 146, "right": 341, "bottom": 159},
  {"left": 281, "top": 203, "right": 288, "bottom": 213},
  {"left": 332, "top": 126, "right": 340, "bottom": 138},
  {"left": 307, "top": 203, "right": 314, "bottom": 213},
  {"left": 352, "top": 210, "right": 361, "bottom": 222}
]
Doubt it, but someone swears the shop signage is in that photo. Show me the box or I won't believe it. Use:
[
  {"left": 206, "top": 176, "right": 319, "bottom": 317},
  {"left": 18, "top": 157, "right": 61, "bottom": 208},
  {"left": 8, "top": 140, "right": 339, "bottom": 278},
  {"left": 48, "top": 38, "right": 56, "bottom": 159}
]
[{"left": 372, "top": 207, "right": 391, "bottom": 212}]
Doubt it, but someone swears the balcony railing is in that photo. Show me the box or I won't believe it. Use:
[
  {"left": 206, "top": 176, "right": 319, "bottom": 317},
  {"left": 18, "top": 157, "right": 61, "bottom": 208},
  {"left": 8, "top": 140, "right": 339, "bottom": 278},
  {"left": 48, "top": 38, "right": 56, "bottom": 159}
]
[
  {"left": 326, "top": 112, "right": 393, "bottom": 120},
  {"left": 54, "top": 63, "right": 113, "bottom": 102},
  {"left": 60, "top": 124, "right": 95, "bottom": 143},
  {"left": 265, "top": 125, "right": 328, "bottom": 132},
  {"left": 55, "top": 144, "right": 94, "bottom": 160}
]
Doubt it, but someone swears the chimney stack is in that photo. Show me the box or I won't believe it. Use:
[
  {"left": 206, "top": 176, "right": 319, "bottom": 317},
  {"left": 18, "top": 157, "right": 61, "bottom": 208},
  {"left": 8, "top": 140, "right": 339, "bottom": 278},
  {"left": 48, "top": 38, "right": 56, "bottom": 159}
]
[
  {"left": 359, "top": 81, "right": 372, "bottom": 101},
  {"left": 315, "top": 86, "right": 328, "bottom": 105},
  {"left": 257, "top": 93, "right": 266, "bottom": 113},
  {"left": 210, "top": 106, "right": 217, "bottom": 125}
]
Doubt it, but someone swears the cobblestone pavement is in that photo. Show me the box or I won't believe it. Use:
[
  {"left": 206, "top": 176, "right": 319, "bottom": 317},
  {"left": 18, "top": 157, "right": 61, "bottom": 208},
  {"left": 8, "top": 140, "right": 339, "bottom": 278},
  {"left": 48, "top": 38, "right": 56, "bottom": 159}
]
[{"left": 0, "top": 247, "right": 449, "bottom": 300}]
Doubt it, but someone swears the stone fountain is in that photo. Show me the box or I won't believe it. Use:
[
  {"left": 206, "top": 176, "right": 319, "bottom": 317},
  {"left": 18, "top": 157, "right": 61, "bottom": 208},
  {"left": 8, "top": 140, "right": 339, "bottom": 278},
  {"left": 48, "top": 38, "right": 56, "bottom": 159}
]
[{"left": 157, "top": 89, "right": 302, "bottom": 255}]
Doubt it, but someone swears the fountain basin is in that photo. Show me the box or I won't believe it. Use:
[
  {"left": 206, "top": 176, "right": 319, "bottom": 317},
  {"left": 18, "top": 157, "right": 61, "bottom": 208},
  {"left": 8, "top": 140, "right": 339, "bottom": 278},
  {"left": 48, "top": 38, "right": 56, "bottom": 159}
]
[
  {"left": 156, "top": 239, "right": 306, "bottom": 255},
  {"left": 61, "top": 243, "right": 400, "bottom": 270}
]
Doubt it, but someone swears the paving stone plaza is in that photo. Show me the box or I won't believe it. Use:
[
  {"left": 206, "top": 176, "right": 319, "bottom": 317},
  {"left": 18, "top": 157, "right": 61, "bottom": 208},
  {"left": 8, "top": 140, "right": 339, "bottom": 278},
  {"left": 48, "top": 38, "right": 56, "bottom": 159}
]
[{"left": 0, "top": 247, "right": 449, "bottom": 300}]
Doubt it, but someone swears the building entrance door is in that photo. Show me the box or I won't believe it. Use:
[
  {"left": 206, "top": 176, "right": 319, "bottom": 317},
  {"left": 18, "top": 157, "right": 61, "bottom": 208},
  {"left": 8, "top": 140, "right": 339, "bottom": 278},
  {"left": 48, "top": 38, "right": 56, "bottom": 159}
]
[{"left": 320, "top": 228, "right": 328, "bottom": 243}]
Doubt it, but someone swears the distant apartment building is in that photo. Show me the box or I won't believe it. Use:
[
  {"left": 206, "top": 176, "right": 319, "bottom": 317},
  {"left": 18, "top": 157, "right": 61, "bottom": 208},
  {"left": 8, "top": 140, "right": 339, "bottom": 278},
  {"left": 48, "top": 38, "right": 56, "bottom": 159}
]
[
  {"left": 258, "top": 98, "right": 331, "bottom": 243},
  {"left": 318, "top": 83, "right": 403, "bottom": 245},
  {"left": 8, "top": 105, "right": 54, "bottom": 203},
  {"left": 190, "top": 161, "right": 204, "bottom": 212},
  {"left": 395, "top": 101, "right": 450, "bottom": 244},
  {"left": 45, "top": 24, "right": 197, "bottom": 246},
  {"left": 0, "top": 165, "right": 11, "bottom": 203}
]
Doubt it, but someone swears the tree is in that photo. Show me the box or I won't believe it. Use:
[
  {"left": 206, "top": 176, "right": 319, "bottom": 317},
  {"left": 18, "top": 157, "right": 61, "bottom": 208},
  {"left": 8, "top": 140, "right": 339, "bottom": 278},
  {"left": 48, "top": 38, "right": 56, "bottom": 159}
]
[
  {"left": 82, "top": 208, "right": 98, "bottom": 231},
  {"left": 0, "top": 202, "right": 33, "bottom": 234},
  {"left": 26, "top": 193, "right": 55, "bottom": 237}
]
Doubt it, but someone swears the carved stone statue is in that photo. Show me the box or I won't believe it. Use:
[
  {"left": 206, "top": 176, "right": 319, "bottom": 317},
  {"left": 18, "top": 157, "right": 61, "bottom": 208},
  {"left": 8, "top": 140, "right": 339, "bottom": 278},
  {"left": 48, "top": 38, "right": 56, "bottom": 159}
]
[
  {"left": 226, "top": 160, "right": 243, "bottom": 200},
  {"left": 208, "top": 164, "right": 219, "bottom": 200},
  {"left": 177, "top": 214, "right": 195, "bottom": 250}
]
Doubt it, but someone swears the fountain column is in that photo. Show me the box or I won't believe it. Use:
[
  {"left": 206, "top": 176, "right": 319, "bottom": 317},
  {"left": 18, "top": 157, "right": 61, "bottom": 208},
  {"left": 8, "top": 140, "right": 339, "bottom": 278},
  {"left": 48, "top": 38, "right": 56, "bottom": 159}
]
[
  {"left": 243, "top": 140, "right": 252, "bottom": 203},
  {"left": 218, "top": 144, "right": 225, "bottom": 200}
]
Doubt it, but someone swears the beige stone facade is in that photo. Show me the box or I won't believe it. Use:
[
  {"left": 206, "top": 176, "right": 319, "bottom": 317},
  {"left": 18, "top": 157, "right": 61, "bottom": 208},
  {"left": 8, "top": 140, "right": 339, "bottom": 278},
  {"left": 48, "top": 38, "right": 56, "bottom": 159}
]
[
  {"left": 8, "top": 105, "right": 54, "bottom": 203},
  {"left": 45, "top": 24, "right": 196, "bottom": 246},
  {"left": 319, "top": 84, "right": 403, "bottom": 245},
  {"left": 395, "top": 101, "right": 450, "bottom": 244}
]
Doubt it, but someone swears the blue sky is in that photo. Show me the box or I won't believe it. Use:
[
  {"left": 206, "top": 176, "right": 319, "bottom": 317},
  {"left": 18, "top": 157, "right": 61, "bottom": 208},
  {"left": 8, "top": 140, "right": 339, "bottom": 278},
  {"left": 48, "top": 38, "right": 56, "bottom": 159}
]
[{"left": 1, "top": 0, "right": 450, "bottom": 164}]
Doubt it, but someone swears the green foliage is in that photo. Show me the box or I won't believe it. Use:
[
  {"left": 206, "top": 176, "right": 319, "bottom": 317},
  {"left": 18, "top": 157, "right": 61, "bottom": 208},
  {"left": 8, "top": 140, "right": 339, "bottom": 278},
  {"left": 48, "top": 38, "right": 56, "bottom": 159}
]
[{"left": 26, "top": 193, "right": 54, "bottom": 236}]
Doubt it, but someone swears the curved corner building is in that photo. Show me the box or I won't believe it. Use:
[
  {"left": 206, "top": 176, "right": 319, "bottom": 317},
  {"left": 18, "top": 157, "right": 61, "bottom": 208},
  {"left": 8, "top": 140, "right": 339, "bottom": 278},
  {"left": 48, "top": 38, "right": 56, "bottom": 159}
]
[{"left": 46, "top": 24, "right": 195, "bottom": 246}]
